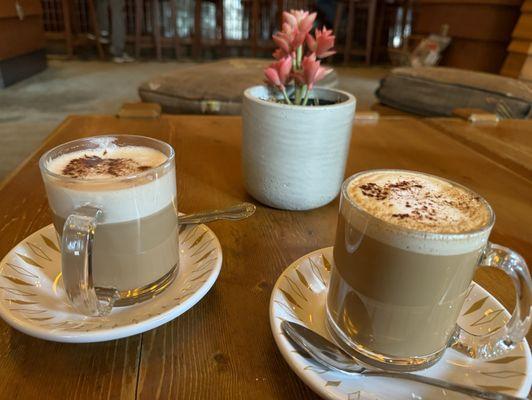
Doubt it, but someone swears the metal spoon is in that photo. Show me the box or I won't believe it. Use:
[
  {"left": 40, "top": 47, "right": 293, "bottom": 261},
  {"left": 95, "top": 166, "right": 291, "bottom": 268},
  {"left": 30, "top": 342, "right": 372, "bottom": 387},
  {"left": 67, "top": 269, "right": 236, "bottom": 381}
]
[
  {"left": 179, "top": 202, "right": 256, "bottom": 225},
  {"left": 281, "top": 321, "right": 524, "bottom": 400}
]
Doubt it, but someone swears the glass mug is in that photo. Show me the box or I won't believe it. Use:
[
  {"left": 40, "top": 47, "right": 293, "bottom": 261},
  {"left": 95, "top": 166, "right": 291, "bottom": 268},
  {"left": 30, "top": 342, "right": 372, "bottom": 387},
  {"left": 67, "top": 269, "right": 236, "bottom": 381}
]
[
  {"left": 39, "top": 135, "right": 179, "bottom": 317},
  {"left": 326, "top": 169, "right": 532, "bottom": 371}
]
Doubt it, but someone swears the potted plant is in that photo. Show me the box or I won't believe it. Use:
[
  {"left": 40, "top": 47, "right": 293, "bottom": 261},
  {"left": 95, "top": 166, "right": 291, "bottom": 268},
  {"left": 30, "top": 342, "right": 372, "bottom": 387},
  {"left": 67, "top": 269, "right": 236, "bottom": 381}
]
[{"left": 242, "top": 10, "right": 356, "bottom": 211}]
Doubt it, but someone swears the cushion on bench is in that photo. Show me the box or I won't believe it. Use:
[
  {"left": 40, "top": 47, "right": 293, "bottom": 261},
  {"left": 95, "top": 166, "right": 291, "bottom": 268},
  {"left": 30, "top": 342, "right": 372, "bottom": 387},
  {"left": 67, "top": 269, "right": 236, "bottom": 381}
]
[
  {"left": 138, "top": 58, "right": 338, "bottom": 115},
  {"left": 376, "top": 67, "right": 532, "bottom": 119}
]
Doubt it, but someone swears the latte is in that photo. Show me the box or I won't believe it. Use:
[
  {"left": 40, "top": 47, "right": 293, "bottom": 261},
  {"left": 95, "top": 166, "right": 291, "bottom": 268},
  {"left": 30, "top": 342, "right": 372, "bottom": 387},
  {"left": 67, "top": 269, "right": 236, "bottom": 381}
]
[
  {"left": 42, "top": 138, "right": 179, "bottom": 305},
  {"left": 326, "top": 170, "right": 494, "bottom": 370}
]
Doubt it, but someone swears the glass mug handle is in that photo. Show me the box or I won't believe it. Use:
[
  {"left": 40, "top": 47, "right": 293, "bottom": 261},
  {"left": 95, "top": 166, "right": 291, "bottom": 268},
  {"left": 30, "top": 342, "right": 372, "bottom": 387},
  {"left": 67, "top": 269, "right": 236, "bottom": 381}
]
[
  {"left": 61, "top": 205, "right": 119, "bottom": 317},
  {"left": 453, "top": 243, "right": 532, "bottom": 359}
]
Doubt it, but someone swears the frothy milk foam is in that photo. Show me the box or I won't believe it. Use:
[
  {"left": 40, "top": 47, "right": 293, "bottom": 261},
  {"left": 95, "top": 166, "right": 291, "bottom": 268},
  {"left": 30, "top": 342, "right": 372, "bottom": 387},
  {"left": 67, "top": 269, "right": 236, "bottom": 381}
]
[
  {"left": 44, "top": 143, "right": 175, "bottom": 224},
  {"left": 344, "top": 170, "right": 492, "bottom": 255}
]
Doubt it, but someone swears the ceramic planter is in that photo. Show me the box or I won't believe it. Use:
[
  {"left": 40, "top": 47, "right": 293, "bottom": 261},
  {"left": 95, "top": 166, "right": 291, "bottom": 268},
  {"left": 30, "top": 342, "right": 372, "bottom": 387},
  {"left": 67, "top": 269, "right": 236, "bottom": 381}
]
[{"left": 242, "top": 85, "right": 356, "bottom": 210}]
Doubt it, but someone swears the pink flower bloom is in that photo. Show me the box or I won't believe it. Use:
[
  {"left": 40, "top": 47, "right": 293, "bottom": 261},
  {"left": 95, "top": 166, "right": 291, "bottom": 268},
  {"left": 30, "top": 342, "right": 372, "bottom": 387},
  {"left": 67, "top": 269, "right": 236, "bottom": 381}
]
[
  {"left": 288, "top": 10, "right": 316, "bottom": 34},
  {"left": 277, "top": 10, "right": 317, "bottom": 51},
  {"left": 272, "top": 31, "right": 291, "bottom": 55},
  {"left": 295, "top": 54, "right": 331, "bottom": 90},
  {"left": 272, "top": 21, "right": 301, "bottom": 55},
  {"left": 272, "top": 48, "right": 284, "bottom": 60},
  {"left": 273, "top": 48, "right": 296, "bottom": 60},
  {"left": 268, "top": 8, "right": 335, "bottom": 104},
  {"left": 282, "top": 11, "right": 297, "bottom": 29},
  {"left": 306, "top": 27, "right": 335, "bottom": 58},
  {"left": 292, "top": 31, "right": 307, "bottom": 49},
  {"left": 264, "top": 56, "right": 293, "bottom": 89}
]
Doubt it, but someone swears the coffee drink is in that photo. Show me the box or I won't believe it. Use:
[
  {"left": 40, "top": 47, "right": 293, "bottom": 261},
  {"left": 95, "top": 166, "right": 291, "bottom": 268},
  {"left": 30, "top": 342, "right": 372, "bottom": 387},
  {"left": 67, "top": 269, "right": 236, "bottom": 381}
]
[
  {"left": 41, "top": 137, "right": 179, "bottom": 304},
  {"left": 327, "top": 170, "right": 493, "bottom": 368}
]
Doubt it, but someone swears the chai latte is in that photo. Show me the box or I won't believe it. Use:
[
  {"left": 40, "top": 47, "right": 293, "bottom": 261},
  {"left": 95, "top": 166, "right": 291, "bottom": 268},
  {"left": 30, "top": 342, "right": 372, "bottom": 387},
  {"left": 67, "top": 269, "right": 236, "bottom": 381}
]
[
  {"left": 327, "top": 170, "right": 493, "bottom": 364},
  {"left": 43, "top": 140, "right": 179, "bottom": 301}
]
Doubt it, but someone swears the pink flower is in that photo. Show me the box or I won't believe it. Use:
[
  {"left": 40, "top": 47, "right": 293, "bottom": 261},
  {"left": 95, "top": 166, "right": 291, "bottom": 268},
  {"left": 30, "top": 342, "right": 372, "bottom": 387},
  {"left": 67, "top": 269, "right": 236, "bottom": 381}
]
[
  {"left": 306, "top": 27, "right": 335, "bottom": 58},
  {"left": 272, "top": 23, "right": 296, "bottom": 56},
  {"left": 282, "top": 11, "right": 298, "bottom": 29},
  {"left": 272, "top": 48, "right": 285, "bottom": 60},
  {"left": 267, "top": 8, "right": 335, "bottom": 104},
  {"left": 292, "top": 32, "right": 306, "bottom": 49},
  {"left": 272, "top": 48, "right": 297, "bottom": 60},
  {"left": 286, "top": 10, "right": 316, "bottom": 35},
  {"left": 275, "top": 10, "right": 317, "bottom": 52},
  {"left": 264, "top": 56, "right": 293, "bottom": 89},
  {"left": 295, "top": 54, "right": 331, "bottom": 90}
]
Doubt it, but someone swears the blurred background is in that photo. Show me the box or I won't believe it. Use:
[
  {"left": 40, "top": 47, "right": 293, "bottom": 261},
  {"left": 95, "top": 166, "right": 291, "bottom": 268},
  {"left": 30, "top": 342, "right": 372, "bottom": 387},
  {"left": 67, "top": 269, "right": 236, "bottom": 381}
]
[
  {"left": 33, "top": 0, "right": 525, "bottom": 72},
  {"left": 0, "top": 0, "right": 530, "bottom": 180}
]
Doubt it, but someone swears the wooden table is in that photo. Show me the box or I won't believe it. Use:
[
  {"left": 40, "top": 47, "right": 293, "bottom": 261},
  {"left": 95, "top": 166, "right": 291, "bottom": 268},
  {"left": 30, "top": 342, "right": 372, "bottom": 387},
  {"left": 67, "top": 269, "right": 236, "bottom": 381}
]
[
  {"left": 425, "top": 118, "right": 532, "bottom": 180},
  {"left": 0, "top": 115, "right": 530, "bottom": 399}
]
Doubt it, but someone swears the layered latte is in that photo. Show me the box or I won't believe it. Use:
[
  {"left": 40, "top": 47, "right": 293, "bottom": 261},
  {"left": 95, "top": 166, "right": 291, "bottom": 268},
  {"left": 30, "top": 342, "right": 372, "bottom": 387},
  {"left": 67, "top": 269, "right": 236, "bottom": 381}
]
[
  {"left": 327, "top": 170, "right": 493, "bottom": 365},
  {"left": 42, "top": 138, "right": 179, "bottom": 298}
]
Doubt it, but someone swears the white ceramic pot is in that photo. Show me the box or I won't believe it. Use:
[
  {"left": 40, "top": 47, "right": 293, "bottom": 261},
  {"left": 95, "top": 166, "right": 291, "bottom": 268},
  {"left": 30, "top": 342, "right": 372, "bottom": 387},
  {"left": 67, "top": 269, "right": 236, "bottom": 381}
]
[{"left": 242, "top": 85, "right": 356, "bottom": 210}]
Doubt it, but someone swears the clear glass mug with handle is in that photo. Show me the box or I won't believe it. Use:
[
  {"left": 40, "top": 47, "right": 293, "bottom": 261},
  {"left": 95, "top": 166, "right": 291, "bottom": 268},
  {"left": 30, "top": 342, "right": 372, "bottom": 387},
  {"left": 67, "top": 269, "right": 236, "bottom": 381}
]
[
  {"left": 326, "top": 169, "right": 532, "bottom": 371},
  {"left": 39, "top": 135, "right": 179, "bottom": 317}
]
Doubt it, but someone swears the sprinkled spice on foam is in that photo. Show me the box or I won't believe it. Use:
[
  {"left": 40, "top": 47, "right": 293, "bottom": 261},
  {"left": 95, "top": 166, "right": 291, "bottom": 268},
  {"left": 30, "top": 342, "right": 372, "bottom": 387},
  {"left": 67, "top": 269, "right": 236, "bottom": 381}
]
[
  {"left": 357, "top": 179, "right": 477, "bottom": 224},
  {"left": 62, "top": 155, "right": 151, "bottom": 178},
  {"left": 348, "top": 172, "right": 490, "bottom": 233}
]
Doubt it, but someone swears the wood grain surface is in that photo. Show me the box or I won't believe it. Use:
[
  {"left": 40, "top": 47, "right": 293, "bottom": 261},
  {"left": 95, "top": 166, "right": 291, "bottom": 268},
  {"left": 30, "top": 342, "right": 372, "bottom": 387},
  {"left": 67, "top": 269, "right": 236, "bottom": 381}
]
[
  {"left": 0, "top": 115, "right": 530, "bottom": 399},
  {"left": 425, "top": 118, "right": 532, "bottom": 180}
]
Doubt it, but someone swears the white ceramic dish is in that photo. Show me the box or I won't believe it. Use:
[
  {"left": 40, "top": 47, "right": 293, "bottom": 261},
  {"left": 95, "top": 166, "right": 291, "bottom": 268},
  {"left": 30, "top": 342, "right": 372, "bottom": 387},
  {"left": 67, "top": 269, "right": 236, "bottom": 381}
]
[
  {"left": 270, "top": 247, "right": 532, "bottom": 400},
  {"left": 0, "top": 223, "right": 222, "bottom": 343}
]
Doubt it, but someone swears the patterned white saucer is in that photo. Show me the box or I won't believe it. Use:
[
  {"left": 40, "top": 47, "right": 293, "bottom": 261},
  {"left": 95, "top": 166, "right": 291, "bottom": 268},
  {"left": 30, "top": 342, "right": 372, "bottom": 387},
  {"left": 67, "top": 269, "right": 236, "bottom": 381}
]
[
  {"left": 270, "top": 247, "right": 532, "bottom": 400},
  {"left": 0, "top": 223, "right": 222, "bottom": 343}
]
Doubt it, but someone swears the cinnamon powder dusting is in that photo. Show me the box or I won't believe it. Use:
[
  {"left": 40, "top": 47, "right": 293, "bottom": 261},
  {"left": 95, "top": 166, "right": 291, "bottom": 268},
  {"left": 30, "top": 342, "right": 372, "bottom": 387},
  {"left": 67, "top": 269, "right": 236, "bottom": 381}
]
[
  {"left": 62, "top": 155, "right": 151, "bottom": 178},
  {"left": 348, "top": 172, "right": 491, "bottom": 233}
]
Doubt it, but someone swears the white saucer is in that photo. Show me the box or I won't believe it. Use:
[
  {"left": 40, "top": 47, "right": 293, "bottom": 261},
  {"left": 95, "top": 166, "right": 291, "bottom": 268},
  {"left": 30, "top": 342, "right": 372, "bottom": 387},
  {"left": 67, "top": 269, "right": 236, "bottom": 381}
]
[
  {"left": 270, "top": 247, "right": 532, "bottom": 400},
  {"left": 0, "top": 223, "right": 222, "bottom": 343}
]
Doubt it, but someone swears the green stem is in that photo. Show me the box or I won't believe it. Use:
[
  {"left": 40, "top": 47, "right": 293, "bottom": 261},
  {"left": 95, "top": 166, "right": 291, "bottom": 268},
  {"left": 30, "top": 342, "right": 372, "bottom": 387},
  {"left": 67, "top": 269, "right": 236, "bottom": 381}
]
[
  {"left": 282, "top": 88, "right": 292, "bottom": 105},
  {"left": 293, "top": 45, "right": 305, "bottom": 104},
  {"left": 295, "top": 86, "right": 302, "bottom": 105},
  {"left": 296, "top": 45, "right": 303, "bottom": 69},
  {"left": 302, "top": 86, "right": 310, "bottom": 106}
]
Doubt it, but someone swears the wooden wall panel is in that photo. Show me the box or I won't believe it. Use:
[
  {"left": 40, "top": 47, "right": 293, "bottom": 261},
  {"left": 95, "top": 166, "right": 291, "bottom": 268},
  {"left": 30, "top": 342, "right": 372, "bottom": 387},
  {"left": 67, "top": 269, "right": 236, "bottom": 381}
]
[
  {"left": 501, "top": 0, "right": 532, "bottom": 79},
  {"left": 0, "top": 16, "right": 46, "bottom": 60},
  {"left": 414, "top": 0, "right": 522, "bottom": 5},
  {"left": 441, "top": 39, "right": 509, "bottom": 72},
  {"left": 508, "top": 39, "right": 532, "bottom": 53},
  {"left": 501, "top": 52, "right": 529, "bottom": 76},
  {"left": 522, "top": 0, "right": 532, "bottom": 12},
  {"left": 0, "top": 0, "right": 42, "bottom": 18},
  {"left": 412, "top": 1, "right": 522, "bottom": 73},
  {"left": 512, "top": 13, "right": 532, "bottom": 39},
  {"left": 413, "top": 3, "right": 520, "bottom": 41}
]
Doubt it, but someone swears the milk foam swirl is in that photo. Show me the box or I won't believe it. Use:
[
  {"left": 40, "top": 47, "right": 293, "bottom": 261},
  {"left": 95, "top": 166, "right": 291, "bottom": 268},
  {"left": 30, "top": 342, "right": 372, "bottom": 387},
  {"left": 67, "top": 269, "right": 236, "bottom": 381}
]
[
  {"left": 347, "top": 171, "right": 491, "bottom": 234},
  {"left": 47, "top": 145, "right": 168, "bottom": 180},
  {"left": 42, "top": 144, "right": 175, "bottom": 224}
]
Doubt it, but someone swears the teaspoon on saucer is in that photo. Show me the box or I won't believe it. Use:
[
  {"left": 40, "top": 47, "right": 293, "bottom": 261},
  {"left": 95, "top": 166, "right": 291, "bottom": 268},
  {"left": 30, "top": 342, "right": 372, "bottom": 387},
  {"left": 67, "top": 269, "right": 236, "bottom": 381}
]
[
  {"left": 281, "top": 321, "right": 524, "bottom": 400},
  {"left": 179, "top": 202, "right": 256, "bottom": 225}
]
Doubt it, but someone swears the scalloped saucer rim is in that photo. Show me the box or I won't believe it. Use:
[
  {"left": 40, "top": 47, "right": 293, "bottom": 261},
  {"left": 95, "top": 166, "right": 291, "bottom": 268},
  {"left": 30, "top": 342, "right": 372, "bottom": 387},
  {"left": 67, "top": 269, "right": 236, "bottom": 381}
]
[{"left": 0, "top": 223, "right": 223, "bottom": 343}]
